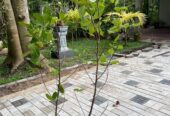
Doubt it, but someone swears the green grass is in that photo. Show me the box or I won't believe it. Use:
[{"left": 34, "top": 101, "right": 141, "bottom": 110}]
[
  {"left": 0, "top": 57, "right": 40, "bottom": 85},
  {"left": 0, "top": 39, "right": 151, "bottom": 85},
  {"left": 118, "top": 41, "right": 151, "bottom": 53}
]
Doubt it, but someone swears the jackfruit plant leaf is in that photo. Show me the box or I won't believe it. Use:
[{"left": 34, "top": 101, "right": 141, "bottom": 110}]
[
  {"left": 59, "top": 84, "right": 65, "bottom": 94},
  {"left": 111, "top": 60, "right": 119, "bottom": 65},
  {"left": 107, "top": 48, "right": 115, "bottom": 55}
]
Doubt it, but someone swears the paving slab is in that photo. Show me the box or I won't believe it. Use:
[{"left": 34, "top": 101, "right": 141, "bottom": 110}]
[{"left": 0, "top": 44, "right": 170, "bottom": 116}]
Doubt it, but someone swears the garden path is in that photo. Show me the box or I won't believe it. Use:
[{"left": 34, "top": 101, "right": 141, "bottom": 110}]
[{"left": 0, "top": 44, "right": 170, "bottom": 116}]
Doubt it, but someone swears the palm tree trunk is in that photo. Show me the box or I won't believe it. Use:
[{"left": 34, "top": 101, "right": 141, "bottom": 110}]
[
  {"left": 11, "top": 0, "right": 31, "bottom": 55},
  {"left": 3, "top": 0, "right": 24, "bottom": 71}
]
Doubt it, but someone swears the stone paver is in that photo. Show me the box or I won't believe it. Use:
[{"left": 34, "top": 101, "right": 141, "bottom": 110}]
[{"left": 0, "top": 44, "right": 170, "bottom": 116}]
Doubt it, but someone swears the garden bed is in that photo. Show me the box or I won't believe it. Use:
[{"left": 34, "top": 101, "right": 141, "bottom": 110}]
[
  {"left": 0, "top": 64, "right": 93, "bottom": 97},
  {"left": 0, "top": 39, "right": 152, "bottom": 97}
]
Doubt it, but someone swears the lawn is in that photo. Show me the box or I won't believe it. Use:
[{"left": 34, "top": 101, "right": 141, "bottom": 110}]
[{"left": 0, "top": 39, "right": 151, "bottom": 85}]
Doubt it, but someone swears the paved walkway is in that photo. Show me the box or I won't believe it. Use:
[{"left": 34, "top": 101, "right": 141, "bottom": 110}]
[{"left": 0, "top": 44, "right": 170, "bottom": 116}]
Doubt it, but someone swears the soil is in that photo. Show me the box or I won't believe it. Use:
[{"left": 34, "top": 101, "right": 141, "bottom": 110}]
[
  {"left": 142, "top": 28, "right": 170, "bottom": 41},
  {"left": 0, "top": 64, "right": 94, "bottom": 97}
]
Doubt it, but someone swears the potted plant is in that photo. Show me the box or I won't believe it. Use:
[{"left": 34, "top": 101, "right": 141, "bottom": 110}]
[{"left": 52, "top": 10, "right": 74, "bottom": 59}]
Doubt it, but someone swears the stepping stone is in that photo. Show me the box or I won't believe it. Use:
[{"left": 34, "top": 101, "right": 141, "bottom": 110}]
[
  {"left": 11, "top": 98, "right": 28, "bottom": 107},
  {"left": 91, "top": 81, "right": 105, "bottom": 88},
  {"left": 124, "top": 80, "right": 139, "bottom": 86},
  {"left": 153, "top": 45, "right": 159, "bottom": 49},
  {"left": 159, "top": 79, "right": 170, "bottom": 86},
  {"left": 121, "top": 70, "right": 132, "bottom": 75},
  {"left": 132, "top": 52, "right": 139, "bottom": 57},
  {"left": 138, "top": 55, "right": 146, "bottom": 58},
  {"left": 144, "top": 61, "right": 153, "bottom": 65},
  {"left": 119, "top": 62, "right": 128, "bottom": 66},
  {"left": 153, "top": 49, "right": 161, "bottom": 52},
  {"left": 142, "top": 47, "right": 153, "bottom": 52},
  {"left": 131, "top": 95, "right": 150, "bottom": 105},
  {"left": 23, "top": 110, "right": 35, "bottom": 116},
  {"left": 63, "top": 82, "right": 73, "bottom": 88},
  {"left": 161, "top": 54, "right": 170, "bottom": 57},
  {"left": 149, "top": 68, "right": 163, "bottom": 74},
  {"left": 90, "top": 95, "right": 108, "bottom": 105},
  {"left": 125, "top": 54, "right": 134, "bottom": 58}
]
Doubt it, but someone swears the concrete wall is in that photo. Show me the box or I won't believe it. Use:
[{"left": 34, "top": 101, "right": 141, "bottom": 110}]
[{"left": 159, "top": 0, "right": 170, "bottom": 27}]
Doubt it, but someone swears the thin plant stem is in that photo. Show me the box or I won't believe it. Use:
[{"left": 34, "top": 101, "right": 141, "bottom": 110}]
[{"left": 89, "top": 0, "right": 100, "bottom": 115}]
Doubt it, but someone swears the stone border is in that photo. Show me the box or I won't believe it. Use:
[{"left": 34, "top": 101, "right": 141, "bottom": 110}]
[
  {"left": 114, "top": 42, "right": 161, "bottom": 59},
  {"left": 0, "top": 62, "right": 93, "bottom": 90},
  {"left": 0, "top": 42, "right": 155, "bottom": 94}
]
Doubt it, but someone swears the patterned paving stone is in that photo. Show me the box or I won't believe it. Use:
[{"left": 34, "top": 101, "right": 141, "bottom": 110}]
[
  {"left": 58, "top": 97, "right": 67, "bottom": 105},
  {"left": 23, "top": 110, "right": 35, "bottom": 116},
  {"left": 11, "top": 98, "right": 28, "bottom": 107},
  {"left": 1, "top": 43, "right": 170, "bottom": 116},
  {"left": 131, "top": 95, "right": 150, "bottom": 105},
  {"left": 149, "top": 68, "right": 163, "bottom": 74},
  {"left": 121, "top": 70, "right": 132, "bottom": 75},
  {"left": 63, "top": 82, "right": 73, "bottom": 88},
  {"left": 90, "top": 95, "right": 108, "bottom": 105},
  {"left": 51, "top": 97, "right": 67, "bottom": 106},
  {"left": 124, "top": 80, "right": 139, "bottom": 86},
  {"left": 159, "top": 79, "right": 170, "bottom": 86},
  {"left": 77, "top": 84, "right": 87, "bottom": 90},
  {"left": 41, "top": 107, "right": 52, "bottom": 114},
  {"left": 91, "top": 81, "right": 105, "bottom": 88},
  {"left": 0, "top": 104, "right": 5, "bottom": 110},
  {"left": 92, "top": 71, "right": 103, "bottom": 76}
]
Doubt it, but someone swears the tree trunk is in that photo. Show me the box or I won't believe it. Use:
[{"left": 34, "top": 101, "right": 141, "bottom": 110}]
[
  {"left": 2, "top": 0, "right": 51, "bottom": 72},
  {"left": 11, "top": 0, "right": 31, "bottom": 55},
  {"left": 3, "top": 0, "right": 24, "bottom": 71}
]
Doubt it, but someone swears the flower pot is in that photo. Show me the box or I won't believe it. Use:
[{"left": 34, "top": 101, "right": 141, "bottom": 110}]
[
  {"left": 57, "top": 26, "right": 68, "bottom": 33},
  {"left": 52, "top": 26, "right": 74, "bottom": 59}
]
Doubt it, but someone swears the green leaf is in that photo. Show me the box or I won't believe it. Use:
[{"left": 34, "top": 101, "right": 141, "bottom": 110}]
[
  {"left": 114, "top": 35, "right": 120, "bottom": 43},
  {"left": 111, "top": 60, "right": 119, "bottom": 65},
  {"left": 18, "top": 21, "right": 30, "bottom": 27},
  {"left": 100, "top": 54, "right": 107, "bottom": 63},
  {"left": 59, "top": 84, "right": 65, "bottom": 94},
  {"left": 46, "top": 91, "right": 58, "bottom": 101},
  {"left": 52, "top": 92, "right": 58, "bottom": 100},
  {"left": 74, "top": 88, "right": 84, "bottom": 92},
  {"left": 52, "top": 69, "right": 59, "bottom": 77},
  {"left": 50, "top": 17, "right": 58, "bottom": 25},
  {"left": 31, "top": 44, "right": 40, "bottom": 59},
  {"left": 110, "top": 0, "right": 115, "bottom": 3},
  {"left": 118, "top": 45, "right": 124, "bottom": 50},
  {"left": 107, "top": 48, "right": 115, "bottom": 55},
  {"left": 46, "top": 93, "right": 52, "bottom": 101}
]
